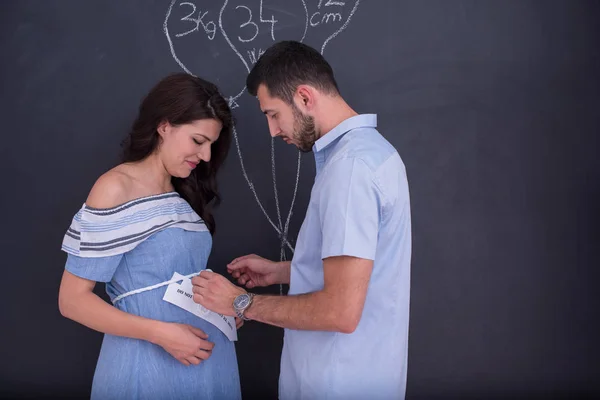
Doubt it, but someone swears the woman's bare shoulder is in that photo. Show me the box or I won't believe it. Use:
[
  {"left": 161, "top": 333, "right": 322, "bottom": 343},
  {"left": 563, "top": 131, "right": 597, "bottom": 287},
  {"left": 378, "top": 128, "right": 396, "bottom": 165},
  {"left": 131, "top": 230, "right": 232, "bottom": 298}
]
[{"left": 85, "top": 166, "right": 134, "bottom": 209}]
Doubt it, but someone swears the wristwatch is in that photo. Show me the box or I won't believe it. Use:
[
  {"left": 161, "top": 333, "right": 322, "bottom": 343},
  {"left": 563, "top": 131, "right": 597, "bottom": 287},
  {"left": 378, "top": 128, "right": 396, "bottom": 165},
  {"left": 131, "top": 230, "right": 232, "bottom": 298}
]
[{"left": 233, "top": 292, "right": 255, "bottom": 321}]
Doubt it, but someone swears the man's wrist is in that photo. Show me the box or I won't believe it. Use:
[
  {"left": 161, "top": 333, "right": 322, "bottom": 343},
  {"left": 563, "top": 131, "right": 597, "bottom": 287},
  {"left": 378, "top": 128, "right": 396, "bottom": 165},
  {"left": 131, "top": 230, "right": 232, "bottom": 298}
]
[
  {"left": 244, "top": 294, "right": 259, "bottom": 321},
  {"left": 233, "top": 291, "right": 254, "bottom": 320},
  {"left": 275, "top": 261, "right": 291, "bottom": 285}
]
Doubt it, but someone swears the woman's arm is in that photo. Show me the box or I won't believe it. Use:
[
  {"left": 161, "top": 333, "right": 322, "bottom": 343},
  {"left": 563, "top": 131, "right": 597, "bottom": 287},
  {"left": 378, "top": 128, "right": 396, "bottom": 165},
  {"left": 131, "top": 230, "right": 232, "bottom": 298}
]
[
  {"left": 58, "top": 169, "right": 214, "bottom": 366},
  {"left": 58, "top": 267, "right": 213, "bottom": 366}
]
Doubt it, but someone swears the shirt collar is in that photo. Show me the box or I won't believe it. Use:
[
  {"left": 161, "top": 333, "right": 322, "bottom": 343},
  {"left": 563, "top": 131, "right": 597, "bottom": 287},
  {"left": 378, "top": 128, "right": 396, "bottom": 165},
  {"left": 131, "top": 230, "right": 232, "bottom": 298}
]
[{"left": 313, "top": 114, "right": 378, "bottom": 153}]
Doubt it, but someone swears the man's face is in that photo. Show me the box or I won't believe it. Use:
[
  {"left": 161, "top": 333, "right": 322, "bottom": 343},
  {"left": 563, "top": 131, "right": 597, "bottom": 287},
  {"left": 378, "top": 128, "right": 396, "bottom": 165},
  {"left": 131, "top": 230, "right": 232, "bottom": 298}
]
[{"left": 257, "top": 84, "right": 317, "bottom": 152}]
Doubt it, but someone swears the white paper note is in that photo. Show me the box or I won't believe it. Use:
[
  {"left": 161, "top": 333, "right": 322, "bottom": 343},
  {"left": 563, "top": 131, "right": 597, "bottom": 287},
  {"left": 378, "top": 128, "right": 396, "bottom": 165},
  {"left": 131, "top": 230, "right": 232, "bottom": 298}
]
[{"left": 163, "top": 272, "right": 237, "bottom": 341}]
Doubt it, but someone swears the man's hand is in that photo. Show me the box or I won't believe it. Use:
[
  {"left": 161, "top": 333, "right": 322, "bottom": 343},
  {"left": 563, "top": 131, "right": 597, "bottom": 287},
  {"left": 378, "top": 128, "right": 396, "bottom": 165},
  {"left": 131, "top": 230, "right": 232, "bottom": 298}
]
[
  {"left": 191, "top": 270, "right": 245, "bottom": 316},
  {"left": 227, "top": 254, "right": 289, "bottom": 288}
]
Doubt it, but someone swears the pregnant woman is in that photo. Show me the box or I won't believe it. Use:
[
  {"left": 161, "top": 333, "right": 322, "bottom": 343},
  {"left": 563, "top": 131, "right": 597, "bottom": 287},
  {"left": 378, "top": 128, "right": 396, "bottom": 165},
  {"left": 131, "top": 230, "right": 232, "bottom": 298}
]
[{"left": 58, "top": 73, "right": 241, "bottom": 399}]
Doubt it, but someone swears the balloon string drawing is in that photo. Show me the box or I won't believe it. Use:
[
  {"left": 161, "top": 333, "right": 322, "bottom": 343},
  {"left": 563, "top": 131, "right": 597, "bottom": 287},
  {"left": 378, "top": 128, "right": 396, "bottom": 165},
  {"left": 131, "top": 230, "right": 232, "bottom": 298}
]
[{"left": 164, "top": 0, "right": 360, "bottom": 291}]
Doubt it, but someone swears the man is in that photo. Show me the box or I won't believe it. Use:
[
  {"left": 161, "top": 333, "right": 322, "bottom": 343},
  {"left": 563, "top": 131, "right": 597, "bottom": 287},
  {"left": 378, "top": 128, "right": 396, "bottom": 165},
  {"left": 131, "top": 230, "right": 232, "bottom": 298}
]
[{"left": 192, "top": 40, "right": 412, "bottom": 399}]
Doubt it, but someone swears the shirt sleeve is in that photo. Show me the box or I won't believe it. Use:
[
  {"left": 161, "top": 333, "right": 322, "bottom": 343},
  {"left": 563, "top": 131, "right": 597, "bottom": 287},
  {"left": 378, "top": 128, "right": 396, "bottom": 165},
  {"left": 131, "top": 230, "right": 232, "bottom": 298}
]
[
  {"left": 319, "top": 157, "right": 382, "bottom": 261},
  {"left": 65, "top": 253, "right": 123, "bottom": 282}
]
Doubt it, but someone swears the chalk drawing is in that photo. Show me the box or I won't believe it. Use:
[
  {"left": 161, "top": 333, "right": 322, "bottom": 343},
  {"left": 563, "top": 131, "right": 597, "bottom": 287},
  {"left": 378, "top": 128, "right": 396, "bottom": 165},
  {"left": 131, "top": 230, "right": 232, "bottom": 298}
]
[{"left": 164, "top": 0, "right": 360, "bottom": 291}]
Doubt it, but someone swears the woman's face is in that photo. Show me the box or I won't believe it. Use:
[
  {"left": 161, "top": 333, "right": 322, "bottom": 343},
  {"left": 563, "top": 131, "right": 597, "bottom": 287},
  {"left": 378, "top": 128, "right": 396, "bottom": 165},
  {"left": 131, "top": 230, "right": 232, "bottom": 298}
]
[{"left": 158, "top": 118, "right": 222, "bottom": 178}]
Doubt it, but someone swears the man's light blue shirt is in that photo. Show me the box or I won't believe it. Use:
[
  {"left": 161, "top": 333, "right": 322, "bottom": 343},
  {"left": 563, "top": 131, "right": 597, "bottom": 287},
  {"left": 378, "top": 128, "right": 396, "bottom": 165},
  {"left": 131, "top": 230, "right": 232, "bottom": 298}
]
[{"left": 279, "top": 114, "right": 412, "bottom": 400}]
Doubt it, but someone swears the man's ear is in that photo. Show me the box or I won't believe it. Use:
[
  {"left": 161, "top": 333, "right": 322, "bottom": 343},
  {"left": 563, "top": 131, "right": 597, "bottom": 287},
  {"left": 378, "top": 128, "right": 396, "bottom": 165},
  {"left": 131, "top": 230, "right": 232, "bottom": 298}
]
[{"left": 295, "top": 85, "right": 316, "bottom": 112}]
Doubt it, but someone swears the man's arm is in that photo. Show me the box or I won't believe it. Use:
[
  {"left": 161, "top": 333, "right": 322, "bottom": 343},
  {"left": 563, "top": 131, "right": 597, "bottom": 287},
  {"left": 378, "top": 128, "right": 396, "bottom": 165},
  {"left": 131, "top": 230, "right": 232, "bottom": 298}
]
[
  {"left": 246, "top": 255, "right": 372, "bottom": 333},
  {"left": 244, "top": 159, "right": 380, "bottom": 333},
  {"left": 192, "top": 256, "right": 372, "bottom": 333}
]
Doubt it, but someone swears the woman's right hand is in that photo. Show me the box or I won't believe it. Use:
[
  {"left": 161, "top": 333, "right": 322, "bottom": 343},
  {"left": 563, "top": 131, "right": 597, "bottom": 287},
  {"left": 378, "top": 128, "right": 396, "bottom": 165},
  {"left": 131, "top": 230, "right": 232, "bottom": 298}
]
[{"left": 153, "top": 322, "right": 214, "bottom": 366}]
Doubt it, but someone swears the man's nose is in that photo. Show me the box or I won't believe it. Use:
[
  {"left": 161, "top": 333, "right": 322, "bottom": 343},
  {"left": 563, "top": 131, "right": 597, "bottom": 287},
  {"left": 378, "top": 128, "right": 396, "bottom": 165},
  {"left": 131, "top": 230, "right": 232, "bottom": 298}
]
[
  {"left": 267, "top": 120, "right": 281, "bottom": 137},
  {"left": 270, "top": 128, "right": 281, "bottom": 138}
]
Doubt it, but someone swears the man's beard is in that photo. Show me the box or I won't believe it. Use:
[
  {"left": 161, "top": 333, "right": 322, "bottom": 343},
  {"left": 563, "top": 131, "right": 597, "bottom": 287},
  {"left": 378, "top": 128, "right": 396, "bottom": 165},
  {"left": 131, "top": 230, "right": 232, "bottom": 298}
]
[{"left": 291, "top": 104, "right": 318, "bottom": 153}]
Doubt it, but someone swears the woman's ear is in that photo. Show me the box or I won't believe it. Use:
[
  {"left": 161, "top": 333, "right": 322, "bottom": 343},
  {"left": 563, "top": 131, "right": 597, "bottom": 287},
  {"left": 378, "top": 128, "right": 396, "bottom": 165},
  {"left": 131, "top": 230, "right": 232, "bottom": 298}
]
[{"left": 157, "top": 120, "right": 170, "bottom": 138}]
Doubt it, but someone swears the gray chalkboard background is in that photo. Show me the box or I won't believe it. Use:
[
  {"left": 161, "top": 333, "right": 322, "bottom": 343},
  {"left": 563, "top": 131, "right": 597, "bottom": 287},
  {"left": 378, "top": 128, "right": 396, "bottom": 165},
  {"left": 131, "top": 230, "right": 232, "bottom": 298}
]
[{"left": 1, "top": 0, "right": 599, "bottom": 398}]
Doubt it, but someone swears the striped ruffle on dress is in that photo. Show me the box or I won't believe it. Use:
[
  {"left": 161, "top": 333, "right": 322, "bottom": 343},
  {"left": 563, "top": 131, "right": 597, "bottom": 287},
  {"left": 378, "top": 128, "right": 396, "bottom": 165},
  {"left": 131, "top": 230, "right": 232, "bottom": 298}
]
[{"left": 61, "top": 192, "right": 207, "bottom": 258}]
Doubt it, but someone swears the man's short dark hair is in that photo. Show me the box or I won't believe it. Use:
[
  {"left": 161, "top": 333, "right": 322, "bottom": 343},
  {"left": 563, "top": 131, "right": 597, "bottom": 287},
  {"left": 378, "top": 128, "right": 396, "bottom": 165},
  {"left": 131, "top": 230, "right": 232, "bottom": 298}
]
[{"left": 246, "top": 41, "right": 340, "bottom": 104}]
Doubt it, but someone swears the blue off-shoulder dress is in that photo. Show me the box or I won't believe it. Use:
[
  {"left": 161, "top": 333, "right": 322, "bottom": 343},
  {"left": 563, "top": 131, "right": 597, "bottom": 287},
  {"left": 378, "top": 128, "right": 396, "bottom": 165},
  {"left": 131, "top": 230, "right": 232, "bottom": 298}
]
[{"left": 61, "top": 192, "right": 241, "bottom": 400}]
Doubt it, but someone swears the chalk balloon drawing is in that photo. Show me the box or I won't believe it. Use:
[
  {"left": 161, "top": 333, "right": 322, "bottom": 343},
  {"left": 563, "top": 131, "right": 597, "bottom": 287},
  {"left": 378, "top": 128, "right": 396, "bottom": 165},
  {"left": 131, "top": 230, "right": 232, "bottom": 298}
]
[{"left": 164, "top": 0, "right": 361, "bottom": 272}]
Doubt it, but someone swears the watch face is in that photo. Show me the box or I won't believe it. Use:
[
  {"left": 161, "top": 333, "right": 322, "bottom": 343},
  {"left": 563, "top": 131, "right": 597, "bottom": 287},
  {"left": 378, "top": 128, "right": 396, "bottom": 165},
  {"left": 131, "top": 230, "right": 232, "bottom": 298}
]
[{"left": 234, "top": 294, "right": 250, "bottom": 309}]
